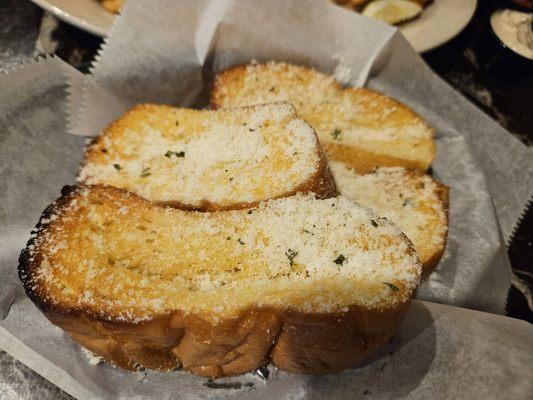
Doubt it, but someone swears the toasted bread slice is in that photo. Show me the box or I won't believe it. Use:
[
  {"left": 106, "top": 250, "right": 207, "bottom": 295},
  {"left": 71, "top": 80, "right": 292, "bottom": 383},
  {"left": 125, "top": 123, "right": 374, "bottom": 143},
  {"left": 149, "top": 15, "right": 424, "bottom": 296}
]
[
  {"left": 19, "top": 185, "right": 421, "bottom": 377},
  {"left": 211, "top": 62, "right": 435, "bottom": 173},
  {"left": 79, "top": 103, "right": 336, "bottom": 210},
  {"left": 330, "top": 161, "right": 448, "bottom": 274}
]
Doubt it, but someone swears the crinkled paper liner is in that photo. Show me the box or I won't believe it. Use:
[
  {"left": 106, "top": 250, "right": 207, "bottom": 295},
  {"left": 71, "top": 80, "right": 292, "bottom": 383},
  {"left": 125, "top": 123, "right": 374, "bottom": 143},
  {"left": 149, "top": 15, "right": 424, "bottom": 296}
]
[{"left": 1, "top": 1, "right": 533, "bottom": 398}]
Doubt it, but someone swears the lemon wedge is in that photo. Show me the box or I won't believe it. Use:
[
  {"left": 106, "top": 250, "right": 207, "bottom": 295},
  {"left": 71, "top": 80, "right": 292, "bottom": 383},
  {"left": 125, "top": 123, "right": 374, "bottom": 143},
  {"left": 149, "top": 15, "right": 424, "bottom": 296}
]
[{"left": 362, "top": 0, "right": 423, "bottom": 25}]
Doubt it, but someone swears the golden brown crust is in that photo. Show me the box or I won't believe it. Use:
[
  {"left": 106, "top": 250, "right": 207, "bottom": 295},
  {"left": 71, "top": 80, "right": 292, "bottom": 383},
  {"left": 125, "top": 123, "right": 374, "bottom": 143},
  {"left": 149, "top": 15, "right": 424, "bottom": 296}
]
[
  {"left": 270, "top": 302, "right": 410, "bottom": 373},
  {"left": 333, "top": 87, "right": 436, "bottom": 173},
  {"left": 79, "top": 104, "right": 338, "bottom": 211},
  {"left": 19, "top": 185, "right": 415, "bottom": 378},
  {"left": 421, "top": 180, "right": 449, "bottom": 276},
  {"left": 323, "top": 141, "right": 431, "bottom": 174},
  {"left": 41, "top": 300, "right": 410, "bottom": 377}
]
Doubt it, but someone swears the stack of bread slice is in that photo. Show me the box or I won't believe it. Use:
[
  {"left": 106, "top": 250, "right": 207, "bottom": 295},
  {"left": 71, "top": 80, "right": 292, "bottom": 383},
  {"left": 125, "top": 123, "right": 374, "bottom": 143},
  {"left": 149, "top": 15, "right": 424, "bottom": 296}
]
[
  {"left": 20, "top": 62, "right": 447, "bottom": 378},
  {"left": 211, "top": 62, "right": 448, "bottom": 275}
]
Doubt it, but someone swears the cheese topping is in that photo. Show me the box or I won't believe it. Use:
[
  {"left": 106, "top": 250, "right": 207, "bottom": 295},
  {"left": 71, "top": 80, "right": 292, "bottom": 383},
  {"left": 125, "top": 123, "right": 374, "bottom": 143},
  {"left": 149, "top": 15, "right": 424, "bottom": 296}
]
[
  {"left": 26, "top": 187, "right": 421, "bottom": 323},
  {"left": 213, "top": 62, "right": 433, "bottom": 159},
  {"left": 79, "top": 103, "right": 321, "bottom": 208},
  {"left": 331, "top": 161, "right": 447, "bottom": 267}
]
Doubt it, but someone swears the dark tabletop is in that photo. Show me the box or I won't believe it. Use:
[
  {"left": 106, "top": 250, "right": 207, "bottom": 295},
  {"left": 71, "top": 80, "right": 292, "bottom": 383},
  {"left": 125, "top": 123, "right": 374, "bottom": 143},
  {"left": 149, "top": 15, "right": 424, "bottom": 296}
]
[{"left": 0, "top": 0, "right": 531, "bottom": 398}]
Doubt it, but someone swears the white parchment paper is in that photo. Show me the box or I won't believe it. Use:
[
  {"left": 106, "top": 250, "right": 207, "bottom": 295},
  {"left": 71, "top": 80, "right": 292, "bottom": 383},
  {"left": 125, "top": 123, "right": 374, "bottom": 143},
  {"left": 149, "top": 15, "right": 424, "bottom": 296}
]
[
  {"left": 1, "top": 1, "right": 533, "bottom": 398},
  {"left": 2, "top": 296, "right": 533, "bottom": 400}
]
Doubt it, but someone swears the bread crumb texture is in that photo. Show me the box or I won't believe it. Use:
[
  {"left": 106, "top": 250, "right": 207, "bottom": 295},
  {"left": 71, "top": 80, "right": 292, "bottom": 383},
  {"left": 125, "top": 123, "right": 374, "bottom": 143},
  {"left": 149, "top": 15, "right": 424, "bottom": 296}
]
[
  {"left": 79, "top": 103, "right": 322, "bottom": 208},
  {"left": 330, "top": 161, "right": 447, "bottom": 269},
  {"left": 24, "top": 186, "right": 421, "bottom": 324},
  {"left": 212, "top": 62, "right": 435, "bottom": 171}
]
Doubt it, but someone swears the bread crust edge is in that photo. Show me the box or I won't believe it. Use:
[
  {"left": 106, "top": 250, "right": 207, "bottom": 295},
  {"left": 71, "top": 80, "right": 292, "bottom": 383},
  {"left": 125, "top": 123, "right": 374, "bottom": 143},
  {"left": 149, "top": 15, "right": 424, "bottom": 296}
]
[{"left": 421, "top": 179, "right": 449, "bottom": 276}]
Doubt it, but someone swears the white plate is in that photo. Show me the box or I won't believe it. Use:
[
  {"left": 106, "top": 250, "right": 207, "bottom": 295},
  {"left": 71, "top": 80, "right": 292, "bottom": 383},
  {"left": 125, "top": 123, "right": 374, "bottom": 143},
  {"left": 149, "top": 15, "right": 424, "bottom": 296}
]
[
  {"left": 30, "top": 0, "right": 477, "bottom": 52},
  {"left": 399, "top": 0, "right": 478, "bottom": 53},
  {"left": 30, "top": 0, "right": 115, "bottom": 37}
]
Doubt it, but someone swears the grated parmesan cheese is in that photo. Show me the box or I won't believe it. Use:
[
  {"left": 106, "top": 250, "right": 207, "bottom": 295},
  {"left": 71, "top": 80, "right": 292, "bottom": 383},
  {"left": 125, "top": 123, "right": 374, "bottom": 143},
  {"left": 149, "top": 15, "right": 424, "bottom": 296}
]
[
  {"left": 78, "top": 103, "right": 321, "bottom": 208},
  {"left": 26, "top": 186, "right": 422, "bottom": 324}
]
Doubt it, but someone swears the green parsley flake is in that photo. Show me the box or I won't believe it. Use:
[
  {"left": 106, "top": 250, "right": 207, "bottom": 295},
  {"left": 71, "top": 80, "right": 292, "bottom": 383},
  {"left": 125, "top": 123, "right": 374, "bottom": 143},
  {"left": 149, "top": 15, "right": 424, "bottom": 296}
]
[
  {"left": 140, "top": 167, "right": 151, "bottom": 177},
  {"left": 113, "top": 164, "right": 122, "bottom": 171},
  {"left": 370, "top": 220, "right": 378, "bottom": 228},
  {"left": 331, "top": 128, "right": 341, "bottom": 140},
  {"left": 334, "top": 254, "right": 347, "bottom": 265},
  {"left": 402, "top": 198, "right": 412, "bottom": 207},
  {"left": 383, "top": 282, "right": 400, "bottom": 292},
  {"left": 285, "top": 249, "right": 298, "bottom": 267},
  {"left": 165, "top": 150, "right": 185, "bottom": 158}
]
